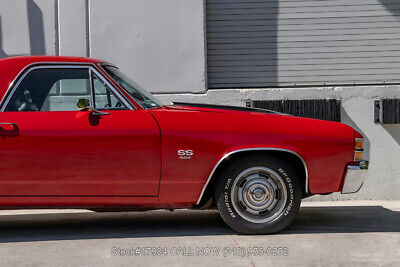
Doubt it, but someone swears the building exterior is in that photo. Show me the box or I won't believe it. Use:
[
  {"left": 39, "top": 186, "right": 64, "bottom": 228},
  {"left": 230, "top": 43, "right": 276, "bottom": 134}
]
[{"left": 1, "top": 0, "right": 399, "bottom": 200}]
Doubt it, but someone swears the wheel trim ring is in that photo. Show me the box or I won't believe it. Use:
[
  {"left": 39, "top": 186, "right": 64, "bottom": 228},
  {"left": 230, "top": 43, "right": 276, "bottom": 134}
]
[{"left": 231, "top": 166, "right": 288, "bottom": 224}]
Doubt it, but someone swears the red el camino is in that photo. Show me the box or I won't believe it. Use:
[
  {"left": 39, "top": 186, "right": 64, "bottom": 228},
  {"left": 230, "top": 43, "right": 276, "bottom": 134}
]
[{"left": 0, "top": 56, "right": 368, "bottom": 234}]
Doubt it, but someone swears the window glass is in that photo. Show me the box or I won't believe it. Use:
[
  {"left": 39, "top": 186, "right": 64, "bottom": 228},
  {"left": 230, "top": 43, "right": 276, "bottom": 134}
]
[
  {"left": 5, "top": 68, "right": 91, "bottom": 112},
  {"left": 93, "top": 74, "right": 127, "bottom": 110},
  {"left": 102, "top": 65, "right": 162, "bottom": 109}
]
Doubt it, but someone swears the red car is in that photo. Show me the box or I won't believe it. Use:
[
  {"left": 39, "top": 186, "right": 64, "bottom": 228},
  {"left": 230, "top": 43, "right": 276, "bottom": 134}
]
[{"left": 0, "top": 56, "right": 368, "bottom": 234}]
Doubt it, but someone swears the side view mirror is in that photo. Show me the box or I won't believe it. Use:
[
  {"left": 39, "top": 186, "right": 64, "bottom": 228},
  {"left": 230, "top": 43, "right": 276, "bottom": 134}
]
[{"left": 77, "top": 98, "right": 90, "bottom": 110}]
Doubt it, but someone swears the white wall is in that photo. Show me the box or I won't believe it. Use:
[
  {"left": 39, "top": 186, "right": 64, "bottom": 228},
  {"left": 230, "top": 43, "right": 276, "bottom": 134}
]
[
  {"left": 89, "top": 0, "right": 206, "bottom": 93},
  {"left": 0, "top": 0, "right": 56, "bottom": 57},
  {"left": 0, "top": 0, "right": 206, "bottom": 93},
  {"left": 58, "top": 0, "right": 88, "bottom": 56}
]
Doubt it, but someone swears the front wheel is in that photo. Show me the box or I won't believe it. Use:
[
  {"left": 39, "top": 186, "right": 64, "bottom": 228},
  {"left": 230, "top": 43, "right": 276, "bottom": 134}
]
[{"left": 215, "top": 156, "right": 302, "bottom": 234}]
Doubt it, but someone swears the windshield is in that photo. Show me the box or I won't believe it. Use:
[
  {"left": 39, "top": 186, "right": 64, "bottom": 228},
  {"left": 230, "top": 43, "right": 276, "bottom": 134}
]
[{"left": 101, "top": 65, "right": 162, "bottom": 109}]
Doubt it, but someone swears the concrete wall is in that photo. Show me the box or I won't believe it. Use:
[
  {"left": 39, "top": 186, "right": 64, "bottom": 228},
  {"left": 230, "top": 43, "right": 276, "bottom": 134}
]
[
  {"left": 0, "top": 0, "right": 206, "bottom": 93},
  {"left": 89, "top": 0, "right": 206, "bottom": 93},
  {"left": 0, "top": 0, "right": 56, "bottom": 57},
  {"left": 0, "top": 0, "right": 399, "bottom": 200}
]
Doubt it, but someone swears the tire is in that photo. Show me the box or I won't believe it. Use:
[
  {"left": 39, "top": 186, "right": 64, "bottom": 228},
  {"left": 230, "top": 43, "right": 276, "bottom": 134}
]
[{"left": 215, "top": 155, "right": 302, "bottom": 234}]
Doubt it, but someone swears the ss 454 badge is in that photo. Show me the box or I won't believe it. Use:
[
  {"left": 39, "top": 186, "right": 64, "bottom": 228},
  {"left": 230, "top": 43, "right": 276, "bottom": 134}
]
[{"left": 178, "top": 150, "right": 194, "bottom": 160}]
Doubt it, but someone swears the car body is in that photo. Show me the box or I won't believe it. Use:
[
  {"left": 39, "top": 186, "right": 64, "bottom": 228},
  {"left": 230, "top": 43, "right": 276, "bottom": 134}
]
[{"left": 0, "top": 56, "right": 368, "bottom": 234}]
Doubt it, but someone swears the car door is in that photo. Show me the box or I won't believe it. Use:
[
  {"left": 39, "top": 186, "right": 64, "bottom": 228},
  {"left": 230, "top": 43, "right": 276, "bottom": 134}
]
[{"left": 0, "top": 65, "right": 161, "bottom": 196}]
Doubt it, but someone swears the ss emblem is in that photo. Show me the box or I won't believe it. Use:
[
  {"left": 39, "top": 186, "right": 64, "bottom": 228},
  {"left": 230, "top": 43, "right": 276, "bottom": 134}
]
[{"left": 178, "top": 150, "right": 194, "bottom": 160}]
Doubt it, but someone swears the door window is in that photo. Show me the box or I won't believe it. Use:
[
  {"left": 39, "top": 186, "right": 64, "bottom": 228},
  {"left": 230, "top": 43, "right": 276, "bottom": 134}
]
[
  {"left": 92, "top": 74, "right": 127, "bottom": 110},
  {"left": 4, "top": 67, "right": 128, "bottom": 112},
  {"left": 5, "top": 68, "right": 91, "bottom": 112}
]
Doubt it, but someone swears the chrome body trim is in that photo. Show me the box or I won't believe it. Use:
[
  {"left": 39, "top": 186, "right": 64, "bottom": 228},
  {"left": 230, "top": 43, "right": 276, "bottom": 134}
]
[
  {"left": 196, "top": 148, "right": 309, "bottom": 205},
  {"left": 0, "top": 63, "right": 135, "bottom": 111},
  {"left": 88, "top": 68, "right": 95, "bottom": 109},
  {"left": 341, "top": 160, "right": 369, "bottom": 194}
]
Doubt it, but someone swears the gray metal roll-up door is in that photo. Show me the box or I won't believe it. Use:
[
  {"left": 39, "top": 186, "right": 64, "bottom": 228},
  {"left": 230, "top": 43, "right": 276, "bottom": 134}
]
[{"left": 206, "top": 0, "right": 400, "bottom": 89}]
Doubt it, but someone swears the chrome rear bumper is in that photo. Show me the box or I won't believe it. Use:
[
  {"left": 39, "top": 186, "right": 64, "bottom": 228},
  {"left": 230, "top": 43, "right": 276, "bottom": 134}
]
[{"left": 341, "top": 160, "right": 369, "bottom": 194}]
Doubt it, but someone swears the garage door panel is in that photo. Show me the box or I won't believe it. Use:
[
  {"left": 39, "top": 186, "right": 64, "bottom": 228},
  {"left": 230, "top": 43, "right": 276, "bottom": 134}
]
[
  {"left": 208, "top": 62, "right": 400, "bottom": 73},
  {"left": 208, "top": 57, "right": 400, "bottom": 67},
  {"left": 206, "top": 0, "right": 400, "bottom": 88}
]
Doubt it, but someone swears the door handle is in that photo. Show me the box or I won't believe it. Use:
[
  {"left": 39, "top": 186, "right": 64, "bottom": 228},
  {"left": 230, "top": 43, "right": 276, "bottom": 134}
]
[{"left": 0, "top": 122, "right": 19, "bottom": 138}]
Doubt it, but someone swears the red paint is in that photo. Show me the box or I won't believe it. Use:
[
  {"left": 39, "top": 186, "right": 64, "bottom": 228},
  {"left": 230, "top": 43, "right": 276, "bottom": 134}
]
[
  {"left": 0, "top": 110, "right": 161, "bottom": 197},
  {"left": 151, "top": 105, "right": 355, "bottom": 204},
  {"left": 0, "top": 56, "right": 359, "bottom": 209}
]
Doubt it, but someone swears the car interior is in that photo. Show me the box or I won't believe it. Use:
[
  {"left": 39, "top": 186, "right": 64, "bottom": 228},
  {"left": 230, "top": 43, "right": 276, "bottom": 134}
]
[{"left": 5, "top": 68, "right": 125, "bottom": 112}]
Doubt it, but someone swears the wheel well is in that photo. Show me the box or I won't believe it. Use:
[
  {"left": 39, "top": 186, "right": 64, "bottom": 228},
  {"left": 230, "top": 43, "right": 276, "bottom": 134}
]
[{"left": 196, "top": 150, "right": 308, "bottom": 208}]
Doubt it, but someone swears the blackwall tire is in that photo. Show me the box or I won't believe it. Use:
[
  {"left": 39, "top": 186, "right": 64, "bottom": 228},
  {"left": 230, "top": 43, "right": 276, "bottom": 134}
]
[{"left": 215, "top": 155, "right": 302, "bottom": 234}]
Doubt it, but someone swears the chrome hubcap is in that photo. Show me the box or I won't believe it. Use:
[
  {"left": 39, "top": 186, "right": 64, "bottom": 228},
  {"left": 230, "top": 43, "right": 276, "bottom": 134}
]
[{"left": 231, "top": 167, "right": 287, "bottom": 223}]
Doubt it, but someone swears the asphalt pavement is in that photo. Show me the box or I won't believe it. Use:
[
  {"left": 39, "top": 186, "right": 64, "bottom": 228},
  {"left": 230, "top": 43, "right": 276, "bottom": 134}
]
[{"left": 0, "top": 200, "right": 399, "bottom": 266}]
